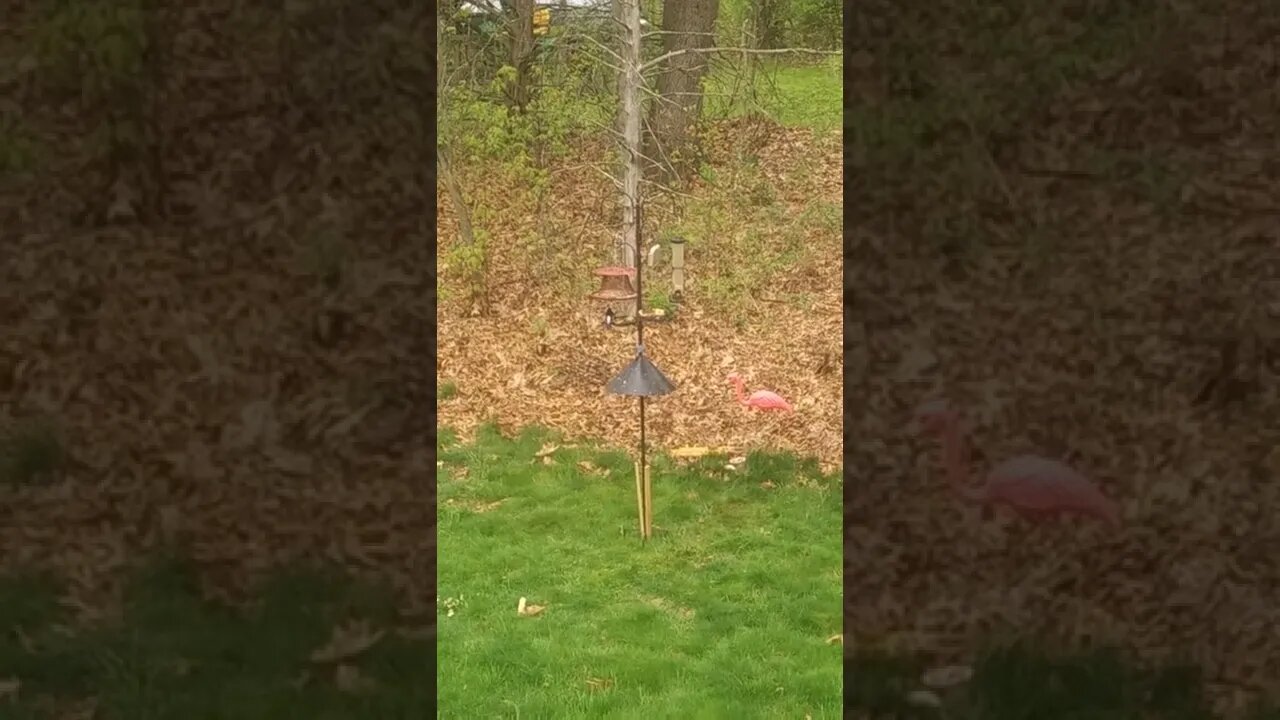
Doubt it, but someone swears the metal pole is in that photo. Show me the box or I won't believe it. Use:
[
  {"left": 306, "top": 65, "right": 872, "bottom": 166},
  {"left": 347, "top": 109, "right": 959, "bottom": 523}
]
[
  {"left": 639, "top": 394, "right": 648, "bottom": 539},
  {"left": 635, "top": 199, "right": 644, "bottom": 346},
  {"left": 636, "top": 199, "right": 648, "bottom": 538}
]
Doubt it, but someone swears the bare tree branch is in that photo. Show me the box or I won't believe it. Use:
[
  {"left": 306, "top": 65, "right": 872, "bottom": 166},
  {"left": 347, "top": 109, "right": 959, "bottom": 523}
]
[{"left": 641, "top": 45, "right": 838, "bottom": 72}]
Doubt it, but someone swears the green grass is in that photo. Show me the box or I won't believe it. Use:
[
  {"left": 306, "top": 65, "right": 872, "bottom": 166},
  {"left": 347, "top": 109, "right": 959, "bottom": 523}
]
[
  {"left": 437, "top": 424, "right": 844, "bottom": 718},
  {"left": 849, "top": 644, "right": 1280, "bottom": 719},
  {"left": 0, "top": 559, "right": 435, "bottom": 718},
  {"left": 705, "top": 56, "right": 841, "bottom": 132}
]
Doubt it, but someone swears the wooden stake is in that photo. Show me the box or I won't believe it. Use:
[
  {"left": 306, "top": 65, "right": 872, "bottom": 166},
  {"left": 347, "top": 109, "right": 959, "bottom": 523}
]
[
  {"left": 643, "top": 463, "right": 653, "bottom": 538},
  {"left": 634, "top": 461, "right": 646, "bottom": 539}
]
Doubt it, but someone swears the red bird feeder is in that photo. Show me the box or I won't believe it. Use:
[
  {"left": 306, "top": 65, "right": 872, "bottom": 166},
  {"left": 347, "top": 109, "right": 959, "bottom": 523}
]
[{"left": 589, "top": 265, "right": 638, "bottom": 321}]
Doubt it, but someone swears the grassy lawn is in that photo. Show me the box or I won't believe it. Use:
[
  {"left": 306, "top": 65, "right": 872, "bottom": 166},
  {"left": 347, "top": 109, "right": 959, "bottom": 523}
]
[
  {"left": 437, "top": 425, "right": 844, "bottom": 718},
  {"left": 0, "top": 560, "right": 435, "bottom": 718},
  {"left": 704, "top": 56, "right": 841, "bottom": 132}
]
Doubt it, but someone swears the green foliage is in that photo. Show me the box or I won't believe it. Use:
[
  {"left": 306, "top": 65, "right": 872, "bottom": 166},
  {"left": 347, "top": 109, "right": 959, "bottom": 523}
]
[
  {"left": 440, "top": 380, "right": 459, "bottom": 401},
  {"left": 716, "top": 0, "right": 841, "bottom": 50},
  {"left": 672, "top": 159, "right": 813, "bottom": 323},
  {"left": 34, "top": 0, "right": 147, "bottom": 93},
  {"left": 703, "top": 57, "right": 841, "bottom": 132},
  {"left": 440, "top": 67, "right": 608, "bottom": 194},
  {"left": 305, "top": 227, "right": 348, "bottom": 289},
  {"left": 645, "top": 287, "right": 675, "bottom": 315},
  {"left": 0, "top": 418, "right": 64, "bottom": 486},
  {"left": 785, "top": 0, "right": 841, "bottom": 49},
  {"left": 0, "top": 560, "right": 435, "bottom": 717},
  {"left": 32, "top": 0, "right": 151, "bottom": 168},
  {"left": 443, "top": 227, "right": 491, "bottom": 310},
  {"left": 0, "top": 116, "right": 41, "bottom": 177}
]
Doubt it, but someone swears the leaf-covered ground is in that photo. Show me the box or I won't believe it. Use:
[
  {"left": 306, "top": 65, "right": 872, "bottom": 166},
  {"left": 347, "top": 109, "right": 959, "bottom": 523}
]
[
  {"left": 848, "top": 1, "right": 1280, "bottom": 715},
  {"left": 437, "top": 117, "right": 843, "bottom": 470},
  {"left": 1, "top": 0, "right": 437, "bottom": 640}
]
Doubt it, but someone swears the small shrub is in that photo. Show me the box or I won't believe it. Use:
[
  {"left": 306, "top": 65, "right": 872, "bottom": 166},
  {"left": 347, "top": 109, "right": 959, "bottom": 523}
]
[{"left": 0, "top": 419, "right": 65, "bottom": 486}]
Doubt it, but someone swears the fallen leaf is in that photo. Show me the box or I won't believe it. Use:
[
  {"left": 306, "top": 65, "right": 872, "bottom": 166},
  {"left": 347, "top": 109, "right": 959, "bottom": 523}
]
[
  {"left": 586, "top": 676, "right": 615, "bottom": 691},
  {"left": 921, "top": 664, "right": 973, "bottom": 688},
  {"left": 517, "top": 597, "right": 547, "bottom": 617},
  {"left": 670, "top": 446, "right": 712, "bottom": 458},
  {"left": 760, "top": 480, "right": 776, "bottom": 489},
  {"left": 334, "top": 663, "right": 375, "bottom": 692},
  {"left": 264, "top": 445, "right": 313, "bottom": 475},
  {"left": 535, "top": 442, "right": 560, "bottom": 458},
  {"left": 576, "top": 460, "right": 604, "bottom": 474},
  {"left": 106, "top": 178, "right": 138, "bottom": 222},
  {"left": 222, "top": 399, "right": 278, "bottom": 450},
  {"left": 395, "top": 625, "right": 434, "bottom": 641},
  {"left": 905, "top": 689, "right": 942, "bottom": 708},
  {"left": 310, "top": 620, "right": 386, "bottom": 664}
]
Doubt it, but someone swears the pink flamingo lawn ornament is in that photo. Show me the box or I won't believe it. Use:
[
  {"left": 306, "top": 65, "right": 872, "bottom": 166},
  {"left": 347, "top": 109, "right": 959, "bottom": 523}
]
[
  {"left": 727, "top": 372, "right": 794, "bottom": 412},
  {"left": 914, "top": 399, "right": 1121, "bottom": 528}
]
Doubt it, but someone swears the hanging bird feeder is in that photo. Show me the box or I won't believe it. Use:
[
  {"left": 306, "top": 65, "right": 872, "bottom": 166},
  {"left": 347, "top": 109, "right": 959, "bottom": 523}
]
[
  {"left": 668, "top": 236, "right": 687, "bottom": 302},
  {"left": 604, "top": 200, "right": 675, "bottom": 541},
  {"left": 589, "top": 266, "right": 638, "bottom": 323}
]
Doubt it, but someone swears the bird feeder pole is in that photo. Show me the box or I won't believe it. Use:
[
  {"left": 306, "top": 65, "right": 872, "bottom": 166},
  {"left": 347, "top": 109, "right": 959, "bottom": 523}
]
[
  {"left": 635, "top": 201, "right": 650, "bottom": 537},
  {"left": 604, "top": 198, "right": 673, "bottom": 542},
  {"left": 604, "top": 0, "right": 672, "bottom": 542}
]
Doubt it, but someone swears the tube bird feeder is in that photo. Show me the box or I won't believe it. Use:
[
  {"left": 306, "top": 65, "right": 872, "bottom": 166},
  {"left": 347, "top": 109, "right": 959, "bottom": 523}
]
[{"left": 668, "top": 236, "right": 686, "bottom": 302}]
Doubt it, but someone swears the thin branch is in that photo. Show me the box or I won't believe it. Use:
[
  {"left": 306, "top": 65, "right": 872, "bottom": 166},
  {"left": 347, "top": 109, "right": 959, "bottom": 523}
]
[
  {"left": 641, "top": 45, "right": 838, "bottom": 72},
  {"left": 576, "top": 33, "right": 627, "bottom": 67}
]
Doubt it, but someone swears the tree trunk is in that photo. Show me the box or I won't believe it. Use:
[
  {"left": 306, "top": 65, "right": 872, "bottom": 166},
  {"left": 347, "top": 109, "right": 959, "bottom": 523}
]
[
  {"left": 437, "top": 148, "right": 476, "bottom": 249},
  {"left": 509, "top": 0, "right": 535, "bottom": 112},
  {"left": 645, "top": 0, "right": 719, "bottom": 184},
  {"left": 616, "top": 0, "right": 643, "bottom": 289},
  {"left": 754, "top": 0, "right": 786, "bottom": 49}
]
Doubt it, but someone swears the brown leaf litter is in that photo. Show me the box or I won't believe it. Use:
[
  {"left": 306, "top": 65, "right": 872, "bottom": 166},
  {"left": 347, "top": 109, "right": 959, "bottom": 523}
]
[
  {"left": 847, "top": 3, "right": 1280, "bottom": 712},
  {"left": 0, "top": 0, "right": 435, "bottom": 630},
  {"left": 437, "top": 126, "right": 843, "bottom": 471}
]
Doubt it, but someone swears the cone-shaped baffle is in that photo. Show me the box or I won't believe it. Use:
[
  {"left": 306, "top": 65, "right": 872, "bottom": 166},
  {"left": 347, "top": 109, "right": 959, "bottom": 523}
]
[{"left": 605, "top": 345, "right": 675, "bottom": 396}]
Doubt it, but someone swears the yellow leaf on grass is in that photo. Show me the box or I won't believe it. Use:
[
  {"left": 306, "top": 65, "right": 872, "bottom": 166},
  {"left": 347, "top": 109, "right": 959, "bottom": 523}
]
[
  {"left": 517, "top": 596, "right": 547, "bottom": 616},
  {"left": 586, "top": 676, "right": 614, "bottom": 691},
  {"left": 670, "top": 446, "right": 712, "bottom": 458}
]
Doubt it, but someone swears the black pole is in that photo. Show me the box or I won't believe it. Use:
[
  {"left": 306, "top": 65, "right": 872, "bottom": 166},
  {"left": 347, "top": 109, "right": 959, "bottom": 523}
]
[
  {"left": 639, "top": 394, "right": 647, "bottom": 534},
  {"left": 636, "top": 200, "right": 647, "bottom": 538},
  {"left": 634, "top": 199, "right": 644, "bottom": 347}
]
